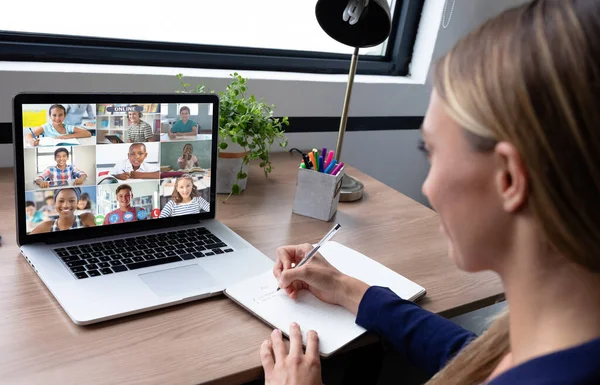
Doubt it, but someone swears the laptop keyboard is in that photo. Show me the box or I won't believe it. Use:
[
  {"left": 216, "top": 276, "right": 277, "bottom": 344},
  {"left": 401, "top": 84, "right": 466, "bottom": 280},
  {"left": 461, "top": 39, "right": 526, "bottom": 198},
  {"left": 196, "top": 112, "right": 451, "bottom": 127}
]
[{"left": 52, "top": 227, "right": 233, "bottom": 279}]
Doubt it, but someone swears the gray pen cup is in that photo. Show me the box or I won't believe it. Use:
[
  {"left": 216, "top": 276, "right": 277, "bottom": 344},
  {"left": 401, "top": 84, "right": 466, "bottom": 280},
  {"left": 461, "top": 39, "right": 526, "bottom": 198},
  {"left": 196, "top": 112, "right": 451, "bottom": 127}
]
[{"left": 292, "top": 166, "right": 345, "bottom": 221}]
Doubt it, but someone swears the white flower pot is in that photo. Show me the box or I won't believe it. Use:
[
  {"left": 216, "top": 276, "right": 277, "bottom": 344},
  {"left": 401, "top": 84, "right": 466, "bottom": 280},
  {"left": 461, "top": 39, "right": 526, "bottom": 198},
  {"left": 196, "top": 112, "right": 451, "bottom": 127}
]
[{"left": 216, "top": 138, "right": 250, "bottom": 194}]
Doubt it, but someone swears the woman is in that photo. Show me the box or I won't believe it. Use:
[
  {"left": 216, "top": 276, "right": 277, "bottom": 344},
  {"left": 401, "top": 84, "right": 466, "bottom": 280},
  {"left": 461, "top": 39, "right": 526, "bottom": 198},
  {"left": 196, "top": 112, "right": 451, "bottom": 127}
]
[
  {"left": 260, "top": 1, "right": 600, "bottom": 384},
  {"left": 30, "top": 188, "right": 96, "bottom": 233}
]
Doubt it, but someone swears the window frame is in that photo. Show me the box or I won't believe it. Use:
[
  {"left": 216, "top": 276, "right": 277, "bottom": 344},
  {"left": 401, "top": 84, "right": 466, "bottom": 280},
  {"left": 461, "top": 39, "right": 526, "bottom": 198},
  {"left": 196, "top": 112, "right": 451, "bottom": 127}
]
[{"left": 0, "top": 0, "right": 424, "bottom": 76}]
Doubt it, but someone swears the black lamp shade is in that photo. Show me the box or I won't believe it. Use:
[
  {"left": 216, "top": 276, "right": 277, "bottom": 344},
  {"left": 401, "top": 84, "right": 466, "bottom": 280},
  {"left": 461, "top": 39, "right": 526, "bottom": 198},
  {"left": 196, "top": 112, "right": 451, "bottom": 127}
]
[{"left": 315, "top": 0, "right": 392, "bottom": 48}]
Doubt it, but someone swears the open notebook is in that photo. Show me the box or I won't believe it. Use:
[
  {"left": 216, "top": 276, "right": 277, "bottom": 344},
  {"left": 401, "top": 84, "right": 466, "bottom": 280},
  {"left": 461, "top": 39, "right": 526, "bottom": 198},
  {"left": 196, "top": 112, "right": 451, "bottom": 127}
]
[
  {"left": 224, "top": 241, "right": 426, "bottom": 357},
  {"left": 39, "top": 137, "right": 80, "bottom": 146}
]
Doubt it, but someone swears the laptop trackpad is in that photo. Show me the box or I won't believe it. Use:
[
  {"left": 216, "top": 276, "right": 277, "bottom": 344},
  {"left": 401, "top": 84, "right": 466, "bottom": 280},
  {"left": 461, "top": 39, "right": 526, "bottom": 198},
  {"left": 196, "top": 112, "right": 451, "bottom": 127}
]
[{"left": 139, "top": 264, "right": 217, "bottom": 298}]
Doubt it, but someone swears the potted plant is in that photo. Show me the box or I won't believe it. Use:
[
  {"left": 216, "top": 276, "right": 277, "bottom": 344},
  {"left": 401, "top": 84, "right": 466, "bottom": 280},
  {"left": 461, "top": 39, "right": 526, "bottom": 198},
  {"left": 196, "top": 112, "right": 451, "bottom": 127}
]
[{"left": 176, "top": 73, "right": 289, "bottom": 199}]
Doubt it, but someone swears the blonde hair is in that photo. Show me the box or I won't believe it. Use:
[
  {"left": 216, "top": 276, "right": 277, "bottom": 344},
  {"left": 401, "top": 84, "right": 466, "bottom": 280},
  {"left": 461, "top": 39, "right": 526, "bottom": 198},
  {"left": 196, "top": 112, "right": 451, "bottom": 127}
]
[
  {"left": 172, "top": 175, "right": 198, "bottom": 204},
  {"left": 427, "top": 1, "right": 600, "bottom": 384}
]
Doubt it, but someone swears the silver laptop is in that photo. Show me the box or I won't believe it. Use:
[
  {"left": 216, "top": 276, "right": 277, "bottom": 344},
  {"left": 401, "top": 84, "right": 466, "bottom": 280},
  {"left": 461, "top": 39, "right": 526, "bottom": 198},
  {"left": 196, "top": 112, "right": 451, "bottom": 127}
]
[{"left": 13, "top": 93, "right": 273, "bottom": 325}]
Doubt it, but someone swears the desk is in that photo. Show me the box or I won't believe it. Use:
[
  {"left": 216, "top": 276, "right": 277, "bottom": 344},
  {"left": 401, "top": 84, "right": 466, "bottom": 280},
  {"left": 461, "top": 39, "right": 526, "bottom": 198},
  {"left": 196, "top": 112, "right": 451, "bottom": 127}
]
[
  {"left": 0, "top": 152, "right": 503, "bottom": 385},
  {"left": 24, "top": 178, "right": 96, "bottom": 191},
  {"left": 160, "top": 133, "right": 212, "bottom": 142},
  {"left": 24, "top": 136, "right": 97, "bottom": 148}
]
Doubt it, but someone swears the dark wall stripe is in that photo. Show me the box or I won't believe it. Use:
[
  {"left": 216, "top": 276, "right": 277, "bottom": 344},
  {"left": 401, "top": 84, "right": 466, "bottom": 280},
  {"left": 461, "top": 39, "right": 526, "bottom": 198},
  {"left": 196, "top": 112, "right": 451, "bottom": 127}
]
[
  {"left": 0, "top": 116, "right": 422, "bottom": 145},
  {"left": 1, "top": 123, "right": 11, "bottom": 144}
]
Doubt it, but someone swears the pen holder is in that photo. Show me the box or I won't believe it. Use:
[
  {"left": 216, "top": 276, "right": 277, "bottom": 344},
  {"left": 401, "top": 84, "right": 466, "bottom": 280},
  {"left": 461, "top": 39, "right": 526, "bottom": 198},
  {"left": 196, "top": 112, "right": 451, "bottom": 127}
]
[{"left": 292, "top": 166, "right": 345, "bottom": 221}]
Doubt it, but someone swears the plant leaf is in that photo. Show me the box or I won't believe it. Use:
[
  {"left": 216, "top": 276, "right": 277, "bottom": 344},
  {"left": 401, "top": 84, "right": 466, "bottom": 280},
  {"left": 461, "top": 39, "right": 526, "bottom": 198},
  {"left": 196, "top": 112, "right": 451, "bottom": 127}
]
[{"left": 232, "top": 184, "right": 240, "bottom": 194}]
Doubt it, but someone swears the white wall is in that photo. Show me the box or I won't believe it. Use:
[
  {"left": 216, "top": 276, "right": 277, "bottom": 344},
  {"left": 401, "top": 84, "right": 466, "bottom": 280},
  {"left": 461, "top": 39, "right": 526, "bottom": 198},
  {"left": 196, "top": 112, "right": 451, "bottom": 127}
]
[
  {"left": 96, "top": 142, "right": 160, "bottom": 165},
  {"left": 0, "top": 0, "right": 529, "bottom": 206},
  {"left": 23, "top": 149, "right": 36, "bottom": 184}
]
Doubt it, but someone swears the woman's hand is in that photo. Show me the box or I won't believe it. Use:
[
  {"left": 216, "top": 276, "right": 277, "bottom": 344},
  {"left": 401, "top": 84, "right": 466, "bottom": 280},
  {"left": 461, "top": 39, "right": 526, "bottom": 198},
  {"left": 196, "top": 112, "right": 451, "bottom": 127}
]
[
  {"left": 274, "top": 244, "right": 370, "bottom": 313},
  {"left": 38, "top": 181, "right": 50, "bottom": 189},
  {"left": 275, "top": 244, "right": 343, "bottom": 305},
  {"left": 260, "top": 323, "right": 323, "bottom": 385}
]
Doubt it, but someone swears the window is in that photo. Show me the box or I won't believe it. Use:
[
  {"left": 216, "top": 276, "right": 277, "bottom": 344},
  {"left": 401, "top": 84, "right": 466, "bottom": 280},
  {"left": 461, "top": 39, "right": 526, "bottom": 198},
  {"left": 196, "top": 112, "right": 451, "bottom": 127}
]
[{"left": 0, "top": 0, "right": 424, "bottom": 76}]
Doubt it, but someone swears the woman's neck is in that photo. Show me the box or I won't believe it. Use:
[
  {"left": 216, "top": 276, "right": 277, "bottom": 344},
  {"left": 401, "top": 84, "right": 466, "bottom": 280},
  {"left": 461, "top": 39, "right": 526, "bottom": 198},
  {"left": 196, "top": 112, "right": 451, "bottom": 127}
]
[
  {"left": 181, "top": 196, "right": 192, "bottom": 203},
  {"left": 500, "top": 230, "right": 600, "bottom": 368},
  {"left": 182, "top": 118, "right": 188, "bottom": 124}
]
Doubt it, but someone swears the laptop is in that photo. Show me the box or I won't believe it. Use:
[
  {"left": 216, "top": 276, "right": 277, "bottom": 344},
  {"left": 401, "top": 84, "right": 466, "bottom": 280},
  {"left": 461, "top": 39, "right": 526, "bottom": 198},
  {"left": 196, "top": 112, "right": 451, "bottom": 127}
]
[{"left": 13, "top": 93, "right": 274, "bottom": 325}]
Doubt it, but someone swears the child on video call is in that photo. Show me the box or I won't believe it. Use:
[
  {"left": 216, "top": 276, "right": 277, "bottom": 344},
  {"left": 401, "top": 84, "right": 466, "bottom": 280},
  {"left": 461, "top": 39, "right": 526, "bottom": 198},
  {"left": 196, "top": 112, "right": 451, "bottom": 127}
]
[
  {"left": 103, "top": 184, "right": 147, "bottom": 224},
  {"left": 177, "top": 143, "right": 199, "bottom": 170},
  {"left": 30, "top": 187, "right": 96, "bottom": 233},
  {"left": 168, "top": 106, "right": 198, "bottom": 138},
  {"left": 75, "top": 192, "right": 93, "bottom": 215},
  {"left": 110, "top": 143, "right": 159, "bottom": 180},
  {"left": 25, "top": 201, "right": 45, "bottom": 232},
  {"left": 159, "top": 175, "right": 209, "bottom": 217},
  {"left": 35, "top": 147, "right": 87, "bottom": 188},
  {"left": 126, "top": 108, "right": 154, "bottom": 143},
  {"left": 24, "top": 104, "right": 92, "bottom": 147}
]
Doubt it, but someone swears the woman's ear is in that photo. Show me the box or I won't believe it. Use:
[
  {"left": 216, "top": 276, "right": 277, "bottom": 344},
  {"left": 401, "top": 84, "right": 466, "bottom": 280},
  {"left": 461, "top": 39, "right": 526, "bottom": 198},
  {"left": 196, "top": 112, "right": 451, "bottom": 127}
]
[{"left": 494, "top": 141, "right": 528, "bottom": 213}]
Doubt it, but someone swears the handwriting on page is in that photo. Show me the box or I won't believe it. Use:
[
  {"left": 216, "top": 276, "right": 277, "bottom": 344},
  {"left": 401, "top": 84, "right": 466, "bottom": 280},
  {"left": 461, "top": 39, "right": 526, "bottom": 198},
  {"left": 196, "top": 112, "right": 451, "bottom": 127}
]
[{"left": 252, "top": 288, "right": 282, "bottom": 305}]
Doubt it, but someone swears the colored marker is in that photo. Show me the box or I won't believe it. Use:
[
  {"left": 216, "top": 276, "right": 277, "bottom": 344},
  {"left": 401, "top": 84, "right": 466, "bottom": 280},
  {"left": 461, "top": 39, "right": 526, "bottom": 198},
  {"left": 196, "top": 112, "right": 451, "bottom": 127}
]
[
  {"left": 324, "top": 150, "right": 334, "bottom": 169},
  {"left": 321, "top": 147, "right": 327, "bottom": 159},
  {"left": 300, "top": 162, "right": 306, "bottom": 169},
  {"left": 308, "top": 151, "right": 317, "bottom": 171},
  {"left": 29, "top": 128, "right": 38, "bottom": 139},
  {"left": 324, "top": 159, "right": 338, "bottom": 174},
  {"left": 331, "top": 162, "right": 344, "bottom": 176},
  {"left": 302, "top": 153, "right": 312, "bottom": 169},
  {"left": 318, "top": 155, "right": 324, "bottom": 172}
]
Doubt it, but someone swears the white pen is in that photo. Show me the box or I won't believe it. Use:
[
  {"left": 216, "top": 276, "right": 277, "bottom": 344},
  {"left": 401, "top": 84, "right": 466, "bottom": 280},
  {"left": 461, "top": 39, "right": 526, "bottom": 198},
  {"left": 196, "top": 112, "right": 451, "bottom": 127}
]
[{"left": 276, "top": 223, "right": 341, "bottom": 291}]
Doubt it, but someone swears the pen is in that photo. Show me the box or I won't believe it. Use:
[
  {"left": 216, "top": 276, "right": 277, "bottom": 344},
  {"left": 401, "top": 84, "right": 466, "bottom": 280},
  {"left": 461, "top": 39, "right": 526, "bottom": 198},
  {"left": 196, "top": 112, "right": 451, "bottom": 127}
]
[
  {"left": 29, "top": 128, "right": 38, "bottom": 140},
  {"left": 276, "top": 223, "right": 341, "bottom": 291}
]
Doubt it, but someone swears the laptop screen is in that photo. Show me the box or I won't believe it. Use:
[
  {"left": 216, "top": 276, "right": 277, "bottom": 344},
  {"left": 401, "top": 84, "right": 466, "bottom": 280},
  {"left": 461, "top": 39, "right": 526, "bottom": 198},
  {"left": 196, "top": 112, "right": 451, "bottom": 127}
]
[{"left": 20, "top": 102, "right": 215, "bottom": 235}]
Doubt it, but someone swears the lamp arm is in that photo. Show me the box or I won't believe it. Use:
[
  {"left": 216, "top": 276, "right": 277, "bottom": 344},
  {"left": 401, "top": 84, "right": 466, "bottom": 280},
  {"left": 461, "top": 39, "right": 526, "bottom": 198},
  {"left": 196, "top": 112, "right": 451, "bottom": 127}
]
[{"left": 335, "top": 46, "right": 360, "bottom": 164}]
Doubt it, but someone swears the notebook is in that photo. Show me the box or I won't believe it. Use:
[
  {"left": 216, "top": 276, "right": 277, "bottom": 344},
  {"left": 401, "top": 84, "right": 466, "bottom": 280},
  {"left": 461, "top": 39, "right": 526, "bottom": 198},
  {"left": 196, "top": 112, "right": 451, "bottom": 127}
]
[
  {"left": 38, "top": 137, "right": 80, "bottom": 146},
  {"left": 224, "top": 241, "right": 426, "bottom": 357}
]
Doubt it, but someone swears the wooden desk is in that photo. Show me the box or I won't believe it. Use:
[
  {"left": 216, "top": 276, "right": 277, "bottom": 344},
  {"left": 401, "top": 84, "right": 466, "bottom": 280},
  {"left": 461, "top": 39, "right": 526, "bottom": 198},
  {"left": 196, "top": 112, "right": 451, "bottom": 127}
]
[{"left": 0, "top": 152, "right": 504, "bottom": 385}]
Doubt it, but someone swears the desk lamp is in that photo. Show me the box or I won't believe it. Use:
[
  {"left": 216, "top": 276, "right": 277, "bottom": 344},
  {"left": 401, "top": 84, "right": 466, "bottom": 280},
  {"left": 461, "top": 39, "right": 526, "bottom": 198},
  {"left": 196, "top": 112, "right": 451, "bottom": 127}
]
[{"left": 315, "top": 0, "right": 392, "bottom": 201}]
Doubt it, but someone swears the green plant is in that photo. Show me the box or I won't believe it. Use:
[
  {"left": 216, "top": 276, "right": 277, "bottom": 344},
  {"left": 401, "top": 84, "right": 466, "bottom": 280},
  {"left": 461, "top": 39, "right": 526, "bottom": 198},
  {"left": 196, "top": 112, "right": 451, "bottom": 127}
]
[{"left": 176, "top": 72, "right": 289, "bottom": 196}]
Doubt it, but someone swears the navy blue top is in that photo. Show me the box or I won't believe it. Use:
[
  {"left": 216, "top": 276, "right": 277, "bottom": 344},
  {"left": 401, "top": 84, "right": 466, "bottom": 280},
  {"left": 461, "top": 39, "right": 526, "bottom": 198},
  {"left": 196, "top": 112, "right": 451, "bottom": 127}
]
[{"left": 356, "top": 286, "right": 600, "bottom": 384}]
